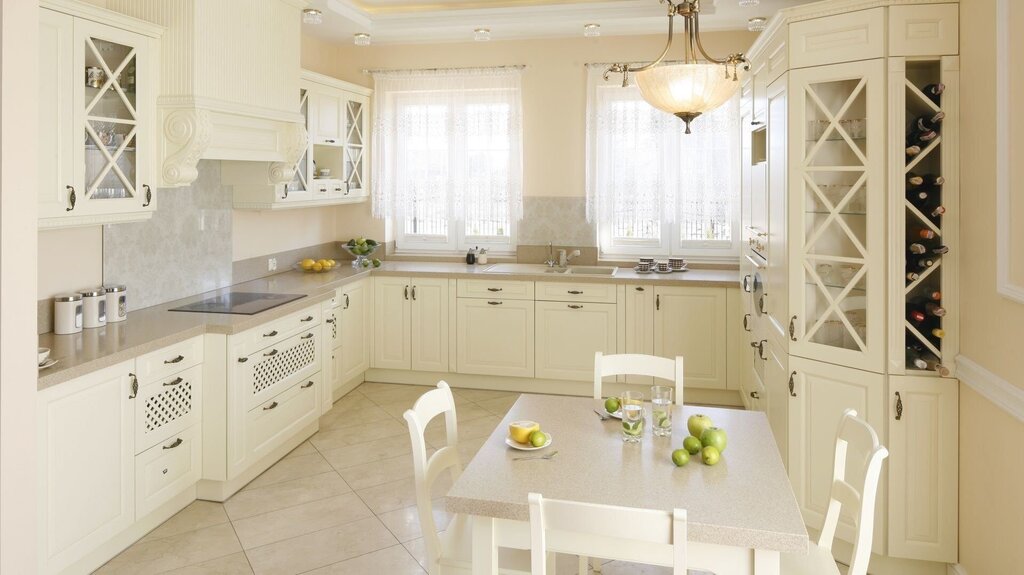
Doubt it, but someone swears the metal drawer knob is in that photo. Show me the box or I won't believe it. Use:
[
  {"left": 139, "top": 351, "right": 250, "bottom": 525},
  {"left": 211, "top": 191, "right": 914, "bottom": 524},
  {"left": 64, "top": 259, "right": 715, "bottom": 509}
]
[
  {"left": 301, "top": 333, "right": 314, "bottom": 339},
  {"left": 263, "top": 401, "right": 279, "bottom": 411},
  {"left": 301, "top": 316, "right": 314, "bottom": 322},
  {"left": 163, "top": 438, "right": 183, "bottom": 450},
  {"left": 487, "top": 287, "right": 503, "bottom": 292},
  {"left": 487, "top": 301, "right": 503, "bottom": 305},
  {"left": 301, "top": 381, "right": 315, "bottom": 389},
  {"left": 264, "top": 349, "right": 278, "bottom": 357},
  {"left": 263, "top": 330, "right": 279, "bottom": 338},
  {"left": 163, "top": 377, "right": 184, "bottom": 387},
  {"left": 568, "top": 304, "right": 583, "bottom": 309},
  {"left": 567, "top": 290, "right": 584, "bottom": 295},
  {"left": 164, "top": 355, "right": 185, "bottom": 364}
]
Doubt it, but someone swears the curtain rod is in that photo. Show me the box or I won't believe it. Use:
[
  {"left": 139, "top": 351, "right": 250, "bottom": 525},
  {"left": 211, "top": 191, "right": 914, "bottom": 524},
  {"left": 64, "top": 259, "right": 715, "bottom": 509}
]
[{"left": 362, "top": 64, "right": 527, "bottom": 74}]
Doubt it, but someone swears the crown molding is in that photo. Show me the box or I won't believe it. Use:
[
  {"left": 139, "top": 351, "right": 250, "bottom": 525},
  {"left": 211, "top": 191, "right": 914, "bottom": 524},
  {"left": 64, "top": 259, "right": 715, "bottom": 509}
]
[{"left": 956, "top": 355, "right": 1024, "bottom": 424}]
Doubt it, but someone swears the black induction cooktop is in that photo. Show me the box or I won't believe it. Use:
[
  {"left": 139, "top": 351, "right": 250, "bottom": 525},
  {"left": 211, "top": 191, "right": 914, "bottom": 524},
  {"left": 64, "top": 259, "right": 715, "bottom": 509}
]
[{"left": 168, "top": 292, "right": 306, "bottom": 315}]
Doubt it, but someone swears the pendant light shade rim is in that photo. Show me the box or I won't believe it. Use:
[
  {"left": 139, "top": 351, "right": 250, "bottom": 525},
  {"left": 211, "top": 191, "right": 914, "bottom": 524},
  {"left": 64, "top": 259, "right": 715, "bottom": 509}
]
[{"left": 635, "top": 63, "right": 744, "bottom": 130}]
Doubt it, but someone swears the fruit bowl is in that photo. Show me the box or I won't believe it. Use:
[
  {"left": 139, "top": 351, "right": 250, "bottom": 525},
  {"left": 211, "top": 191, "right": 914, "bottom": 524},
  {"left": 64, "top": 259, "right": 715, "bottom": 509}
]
[
  {"left": 295, "top": 258, "right": 340, "bottom": 273},
  {"left": 342, "top": 238, "right": 380, "bottom": 268}
]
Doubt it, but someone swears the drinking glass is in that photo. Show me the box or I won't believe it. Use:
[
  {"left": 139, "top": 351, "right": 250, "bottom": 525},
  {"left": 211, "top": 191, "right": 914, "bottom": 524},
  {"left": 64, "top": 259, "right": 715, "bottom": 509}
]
[
  {"left": 620, "top": 391, "right": 644, "bottom": 443},
  {"left": 651, "top": 386, "right": 673, "bottom": 437}
]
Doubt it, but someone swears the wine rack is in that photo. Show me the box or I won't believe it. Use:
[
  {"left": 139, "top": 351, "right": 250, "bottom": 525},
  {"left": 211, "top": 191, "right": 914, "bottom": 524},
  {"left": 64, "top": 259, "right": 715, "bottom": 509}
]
[{"left": 889, "top": 57, "right": 959, "bottom": 376}]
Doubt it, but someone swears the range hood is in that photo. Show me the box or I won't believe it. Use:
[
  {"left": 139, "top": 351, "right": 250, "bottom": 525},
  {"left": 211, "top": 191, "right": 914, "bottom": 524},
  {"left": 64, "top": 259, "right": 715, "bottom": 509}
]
[{"left": 107, "top": 0, "right": 308, "bottom": 188}]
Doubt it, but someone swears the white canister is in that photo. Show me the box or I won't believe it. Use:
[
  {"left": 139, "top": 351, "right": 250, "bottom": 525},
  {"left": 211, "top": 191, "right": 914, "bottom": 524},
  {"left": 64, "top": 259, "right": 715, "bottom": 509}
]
[
  {"left": 54, "top": 293, "right": 83, "bottom": 335},
  {"left": 80, "top": 288, "right": 106, "bottom": 329},
  {"left": 105, "top": 285, "right": 128, "bottom": 322}
]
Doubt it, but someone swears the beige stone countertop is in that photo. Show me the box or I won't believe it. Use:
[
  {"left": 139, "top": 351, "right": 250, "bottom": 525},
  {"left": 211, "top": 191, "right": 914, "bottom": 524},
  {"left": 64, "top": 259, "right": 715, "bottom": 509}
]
[
  {"left": 38, "top": 262, "right": 738, "bottom": 391},
  {"left": 445, "top": 395, "right": 808, "bottom": 554}
]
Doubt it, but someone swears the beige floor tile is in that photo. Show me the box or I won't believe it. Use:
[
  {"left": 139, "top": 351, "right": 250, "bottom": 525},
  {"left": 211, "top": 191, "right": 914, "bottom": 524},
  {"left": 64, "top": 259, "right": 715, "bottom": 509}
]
[
  {"left": 318, "top": 433, "right": 414, "bottom": 470},
  {"left": 475, "top": 395, "right": 519, "bottom": 416},
  {"left": 309, "top": 418, "right": 408, "bottom": 451},
  {"left": 450, "top": 388, "right": 518, "bottom": 402},
  {"left": 319, "top": 403, "right": 392, "bottom": 432},
  {"left": 359, "top": 384, "right": 436, "bottom": 406},
  {"left": 401, "top": 537, "right": 428, "bottom": 570},
  {"left": 243, "top": 452, "right": 334, "bottom": 491},
  {"left": 303, "top": 545, "right": 426, "bottom": 575},
  {"left": 160, "top": 551, "right": 254, "bottom": 575},
  {"left": 377, "top": 400, "right": 493, "bottom": 425},
  {"left": 337, "top": 453, "right": 419, "bottom": 491},
  {"left": 244, "top": 516, "right": 397, "bottom": 575},
  {"left": 232, "top": 492, "right": 373, "bottom": 549},
  {"left": 282, "top": 441, "right": 318, "bottom": 459},
  {"left": 224, "top": 472, "right": 351, "bottom": 521},
  {"left": 355, "top": 472, "right": 453, "bottom": 515},
  {"left": 140, "top": 500, "right": 229, "bottom": 542},
  {"left": 95, "top": 523, "right": 242, "bottom": 575},
  {"left": 597, "top": 561, "right": 672, "bottom": 574},
  {"left": 376, "top": 498, "right": 453, "bottom": 542},
  {"left": 424, "top": 415, "right": 502, "bottom": 448}
]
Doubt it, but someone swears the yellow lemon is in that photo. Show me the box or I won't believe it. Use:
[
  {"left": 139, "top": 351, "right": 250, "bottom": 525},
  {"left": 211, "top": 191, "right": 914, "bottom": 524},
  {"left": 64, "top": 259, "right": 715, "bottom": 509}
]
[
  {"left": 300, "top": 259, "right": 315, "bottom": 270},
  {"left": 317, "top": 259, "right": 329, "bottom": 267},
  {"left": 312, "top": 262, "right": 323, "bottom": 272},
  {"left": 327, "top": 259, "right": 336, "bottom": 266},
  {"left": 509, "top": 420, "right": 540, "bottom": 444}
]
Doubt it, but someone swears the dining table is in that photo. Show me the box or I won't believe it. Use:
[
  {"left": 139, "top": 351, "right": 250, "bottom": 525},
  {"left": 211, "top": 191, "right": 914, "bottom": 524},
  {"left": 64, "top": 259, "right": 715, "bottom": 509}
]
[{"left": 444, "top": 394, "right": 809, "bottom": 575}]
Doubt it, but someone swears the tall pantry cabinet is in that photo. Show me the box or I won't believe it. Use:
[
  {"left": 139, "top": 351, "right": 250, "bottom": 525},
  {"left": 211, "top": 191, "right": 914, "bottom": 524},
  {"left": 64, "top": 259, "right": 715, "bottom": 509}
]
[{"left": 739, "top": 2, "right": 960, "bottom": 572}]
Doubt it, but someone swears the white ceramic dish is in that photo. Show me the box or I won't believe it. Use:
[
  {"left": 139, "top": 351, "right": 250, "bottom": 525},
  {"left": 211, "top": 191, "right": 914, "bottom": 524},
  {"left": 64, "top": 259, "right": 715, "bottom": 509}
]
[
  {"left": 632, "top": 266, "right": 653, "bottom": 275},
  {"left": 38, "top": 358, "right": 58, "bottom": 370},
  {"left": 505, "top": 434, "right": 553, "bottom": 451},
  {"left": 654, "top": 268, "right": 674, "bottom": 274},
  {"left": 38, "top": 347, "right": 51, "bottom": 365},
  {"left": 605, "top": 409, "right": 623, "bottom": 419}
]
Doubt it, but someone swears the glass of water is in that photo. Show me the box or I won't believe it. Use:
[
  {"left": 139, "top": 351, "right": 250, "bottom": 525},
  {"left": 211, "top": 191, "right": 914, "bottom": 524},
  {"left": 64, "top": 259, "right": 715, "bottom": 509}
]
[
  {"left": 620, "top": 390, "right": 644, "bottom": 443},
  {"left": 651, "top": 386, "right": 674, "bottom": 437}
]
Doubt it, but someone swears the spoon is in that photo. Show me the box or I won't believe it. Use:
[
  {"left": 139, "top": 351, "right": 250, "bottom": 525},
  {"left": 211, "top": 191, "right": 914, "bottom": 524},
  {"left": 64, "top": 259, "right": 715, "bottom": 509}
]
[
  {"left": 514, "top": 450, "right": 559, "bottom": 461},
  {"left": 593, "top": 409, "right": 611, "bottom": 421}
]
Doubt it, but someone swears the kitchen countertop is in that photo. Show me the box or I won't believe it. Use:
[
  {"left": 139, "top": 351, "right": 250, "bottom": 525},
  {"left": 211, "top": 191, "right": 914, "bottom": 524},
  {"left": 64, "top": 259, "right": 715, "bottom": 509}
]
[{"left": 38, "top": 262, "right": 739, "bottom": 391}]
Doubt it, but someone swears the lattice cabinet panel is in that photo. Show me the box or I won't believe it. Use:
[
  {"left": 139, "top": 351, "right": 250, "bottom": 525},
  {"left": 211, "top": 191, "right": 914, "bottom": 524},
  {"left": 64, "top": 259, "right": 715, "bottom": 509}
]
[
  {"left": 241, "top": 330, "right": 321, "bottom": 411},
  {"left": 135, "top": 365, "right": 202, "bottom": 454}
]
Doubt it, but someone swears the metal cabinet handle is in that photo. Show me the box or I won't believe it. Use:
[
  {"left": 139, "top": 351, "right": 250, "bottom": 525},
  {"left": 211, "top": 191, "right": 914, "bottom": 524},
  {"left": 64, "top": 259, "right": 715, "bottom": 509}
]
[
  {"left": 129, "top": 373, "right": 138, "bottom": 399},
  {"left": 164, "top": 354, "right": 185, "bottom": 364},
  {"left": 656, "top": 294, "right": 660, "bottom": 310},
  {"left": 568, "top": 304, "right": 583, "bottom": 309},
  {"left": 404, "top": 286, "right": 409, "bottom": 300},
  {"left": 238, "top": 357, "right": 248, "bottom": 363},
  {"left": 743, "top": 313, "right": 751, "bottom": 332},
  {"left": 487, "top": 287, "right": 503, "bottom": 292},
  {"left": 163, "top": 438, "right": 183, "bottom": 450},
  {"left": 163, "top": 377, "right": 184, "bottom": 387},
  {"left": 635, "top": 286, "right": 645, "bottom": 292},
  {"left": 758, "top": 294, "right": 767, "bottom": 313},
  {"left": 789, "top": 372, "right": 797, "bottom": 397},
  {"left": 142, "top": 184, "right": 152, "bottom": 207},
  {"left": 751, "top": 120, "right": 764, "bottom": 126},
  {"left": 344, "top": 294, "right": 350, "bottom": 309},
  {"left": 264, "top": 349, "right": 278, "bottom": 357},
  {"left": 411, "top": 286, "right": 417, "bottom": 300},
  {"left": 301, "top": 381, "right": 315, "bottom": 389},
  {"left": 742, "top": 274, "right": 752, "bottom": 293},
  {"left": 263, "top": 330, "right": 279, "bottom": 337},
  {"left": 301, "top": 333, "right": 314, "bottom": 340},
  {"left": 567, "top": 290, "right": 584, "bottom": 295},
  {"left": 344, "top": 182, "right": 351, "bottom": 195},
  {"left": 300, "top": 316, "right": 314, "bottom": 322},
  {"left": 325, "top": 318, "right": 335, "bottom": 324},
  {"left": 749, "top": 391, "right": 760, "bottom": 399},
  {"left": 487, "top": 301, "right": 503, "bottom": 305},
  {"left": 263, "top": 401, "right": 279, "bottom": 411},
  {"left": 750, "top": 340, "right": 767, "bottom": 360},
  {"left": 789, "top": 316, "right": 797, "bottom": 341},
  {"left": 895, "top": 392, "right": 903, "bottom": 421},
  {"left": 66, "top": 186, "right": 76, "bottom": 211},
  {"left": 334, "top": 187, "right": 343, "bottom": 193},
  {"left": 325, "top": 138, "right": 336, "bottom": 143}
]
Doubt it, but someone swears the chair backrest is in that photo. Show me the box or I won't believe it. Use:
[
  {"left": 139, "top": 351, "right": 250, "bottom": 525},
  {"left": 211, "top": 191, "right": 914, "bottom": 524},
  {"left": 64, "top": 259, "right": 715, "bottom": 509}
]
[
  {"left": 594, "top": 352, "right": 685, "bottom": 405},
  {"left": 819, "top": 408, "right": 889, "bottom": 575},
  {"left": 403, "top": 381, "right": 462, "bottom": 574},
  {"left": 528, "top": 492, "right": 687, "bottom": 575}
]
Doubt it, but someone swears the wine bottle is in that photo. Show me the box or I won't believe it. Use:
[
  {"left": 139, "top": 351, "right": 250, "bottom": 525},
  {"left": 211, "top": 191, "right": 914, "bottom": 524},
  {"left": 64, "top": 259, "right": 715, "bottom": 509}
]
[
  {"left": 906, "top": 271, "right": 920, "bottom": 282},
  {"left": 912, "top": 227, "right": 937, "bottom": 240},
  {"left": 906, "top": 144, "right": 922, "bottom": 158},
  {"left": 922, "top": 83, "right": 945, "bottom": 105},
  {"left": 908, "top": 307, "right": 927, "bottom": 323},
  {"left": 906, "top": 347, "right": 951, "bottom": 376},
  {"left": 931, "top": 327, "right": 946, "bottom": 339},
  {"left": 907, "top": 173, "right": 945, "bottom": 188},
  {"left": 929, "top": 205, "right": 946, "bottom": 218},
  {"left": 906, "top": 129, "right": 938, "bottom": 147},
  {"left": 908, "top": 256, "right": 936, "bottom": 269},
  {"left": 913, "top": 111, "right": 946, "bottom": 132},
  {"left": 909, "top": 243, "right": 927, "bottom": 255},
  {"left": 925, "top": 302, "right": 947, "bottom": 317}
]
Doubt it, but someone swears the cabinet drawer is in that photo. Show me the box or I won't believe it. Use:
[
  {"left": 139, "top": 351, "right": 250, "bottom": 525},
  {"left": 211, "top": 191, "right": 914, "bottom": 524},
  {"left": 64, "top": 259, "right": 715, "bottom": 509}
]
[
  {"left": 888, "top": 4, "right": 958, "bottom": 57},
  {"left": 789, "top": 8, "right": 884, "bottom": 69},
  {"left": 239, "top": 329, "right": 320, "bottom": 411},
  {"left": 136, "top": 365, "right": 202, "bottom": 454},
  {"left": 246, "top": 374, "right": 320, "bottom": 464},
  {"left": 135, "top": 335, "right": 203, "bottom": 384},
  {"left": 135, "top": 425, "right": 201, "bottom": 519},
  {"left": 535, "top": 281, "right": 616, "bottom": 304},
  {"left": 233, "top": 304, "right": 321, "bottom": 357},
  {"left": 457, "top": 279, "right": 534, "bottom": 300}
]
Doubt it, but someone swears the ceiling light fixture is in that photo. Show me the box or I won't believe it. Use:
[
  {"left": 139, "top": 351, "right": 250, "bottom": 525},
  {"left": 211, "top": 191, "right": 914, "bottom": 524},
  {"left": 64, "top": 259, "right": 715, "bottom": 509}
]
[
  {"left": 584, "top": 23, "right": 601, "bottom": 37},
  {"left": 747, "top": 17, "right": 767, "bottom": 32},
  {"left": 474, "top": 28, "right": 491, "bottom": 41},
  {"left": 302, "top": 9, "right": 323, "bottom": 25},
  {"left": 606, "top": 0, "right": 748, "bottom": 133},
  {"left": 738, "top": 0, "right": 760, "bottom": 7},
  {"left": 354, "top": 33, "right": 371, "bottom": 46}
]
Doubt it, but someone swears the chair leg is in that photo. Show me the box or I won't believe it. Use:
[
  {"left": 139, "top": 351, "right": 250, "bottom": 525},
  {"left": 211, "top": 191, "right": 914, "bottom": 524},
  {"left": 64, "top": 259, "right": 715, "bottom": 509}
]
[
  {"left": 547, "top": 551, "right": 558, "bottom": 575},
  {"left": 590, "top": 556, "right": 602, "bottom": 573},
  {"left": 577, "top": 555, "right": 588, "bottom": 574}
]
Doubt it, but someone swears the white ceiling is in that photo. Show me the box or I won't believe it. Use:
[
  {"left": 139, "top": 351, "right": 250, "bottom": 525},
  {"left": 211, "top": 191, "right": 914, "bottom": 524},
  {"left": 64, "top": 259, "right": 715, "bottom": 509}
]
[{"left": 302, "top": 0, "right": 817, "bottom": 45}]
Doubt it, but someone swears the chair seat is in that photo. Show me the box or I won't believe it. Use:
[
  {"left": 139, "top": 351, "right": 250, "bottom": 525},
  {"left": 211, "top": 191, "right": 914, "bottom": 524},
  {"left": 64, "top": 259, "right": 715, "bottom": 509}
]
[
  {"left": 780, "top": 542, "right": 842, "bottom": 575},
  {"left": 438, "top": 514, "right": 532, "bottom": 575}
]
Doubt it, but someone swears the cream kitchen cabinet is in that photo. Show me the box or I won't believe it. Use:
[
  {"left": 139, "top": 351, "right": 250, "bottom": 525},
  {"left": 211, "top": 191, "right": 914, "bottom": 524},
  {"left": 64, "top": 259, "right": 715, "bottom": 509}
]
[
  {"left": 762, "top": 338, "right": 791, "bottom": 469},
  {"left": 764, "top": 75, "right": 789, "bottom": 345},
  {"left": 622, "top": 284, "right": 655, "bottom": 384},
  {"left": 37, "top": 361, "right": 135, "bottom": 574},
  {"left": 535, "top": 301, "right": 616, "bottom": 381},
  {"left": 322, "top": 300, "right": 341, "bottom": 412},
  {"left": 339, "top": 278, "right": 373, "bottom": 383},
  {"left": 373, "top": 277, "right": 448, "bottom": 372},
  {"left": 456, "top": 297, "right": 535, "bottom": 378},
  {"left": 38, "top": 2, "right": 161, "bottom": 228},
  {"left": 312, "top": 89, "right": 343, "bottom": 145},
  {"left": 653, "top": 286, "right": 729, "bottom": 390}
]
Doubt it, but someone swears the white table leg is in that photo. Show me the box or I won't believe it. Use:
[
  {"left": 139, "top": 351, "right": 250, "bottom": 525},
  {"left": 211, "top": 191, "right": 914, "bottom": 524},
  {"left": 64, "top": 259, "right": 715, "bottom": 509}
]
[
  {"left": 472, "top": 515, "right": 498, "bottom": 575},
  {"left": 753, "top": 549, "right": 780, "bottom": 575}
]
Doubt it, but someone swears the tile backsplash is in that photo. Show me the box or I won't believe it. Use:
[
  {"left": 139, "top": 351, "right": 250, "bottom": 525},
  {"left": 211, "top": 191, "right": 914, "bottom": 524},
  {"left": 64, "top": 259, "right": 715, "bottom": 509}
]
[{"left": 519, "top": 196, "right": 597, "bottom": 247}]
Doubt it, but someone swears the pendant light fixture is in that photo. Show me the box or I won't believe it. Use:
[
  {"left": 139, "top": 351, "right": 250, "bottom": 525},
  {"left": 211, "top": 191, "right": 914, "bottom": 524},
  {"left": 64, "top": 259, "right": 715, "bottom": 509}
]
[{"left": 606, "top": 0, "right": 749, "bottom": 133}]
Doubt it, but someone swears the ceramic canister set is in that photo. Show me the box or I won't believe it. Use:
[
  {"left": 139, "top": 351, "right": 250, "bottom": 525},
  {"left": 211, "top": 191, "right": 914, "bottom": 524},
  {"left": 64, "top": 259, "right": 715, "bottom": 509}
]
[{"left": 53, "top": 285, "right": 128, "bottom": 335}]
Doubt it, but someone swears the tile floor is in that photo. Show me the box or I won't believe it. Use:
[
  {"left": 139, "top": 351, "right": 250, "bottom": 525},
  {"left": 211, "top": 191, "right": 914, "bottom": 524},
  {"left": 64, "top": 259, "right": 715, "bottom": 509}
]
[{"left": 96, "top": 383, "right": 671, "bottom": 575}]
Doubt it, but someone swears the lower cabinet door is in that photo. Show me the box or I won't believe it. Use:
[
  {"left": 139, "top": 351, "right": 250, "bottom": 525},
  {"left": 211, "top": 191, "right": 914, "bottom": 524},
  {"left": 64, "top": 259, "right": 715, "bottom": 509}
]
[
  {"left": 135, "top": 425, "right": 201, "bottom": 518},
  {"left": 653, "top": 286, "right": 729, "bottom": 389},
  {"left": 787, "top": 356, "right": 886, "bottom": 554},
  {"left": 340, "top": 278, "right": 372, "bottom": 382},
  {"left": 37, "top": 362, "right": 134, "bottom": 574},
  {"left": 411, "top": 278, "right": 449, "bottom": 372},
  {"left": 245, "top": 375, "right": 321, "bottom": 466},
  {"left": 887, "top": 375, "right": 958, "bottom": 563},
  {"left": 456, "top": 298, "right": 534, "bottom": 377},
  {"left": 763, "top": 340, "right": 791, "bottom": 469},
  {"left": 622, "top": 285, "right": 655, "bottom": 385},
  {"left": 535, "top": 301, "right": 616, "bottom": 381},
  {"left": 373, "top": 276, "right": 411, "bottom": 370}
]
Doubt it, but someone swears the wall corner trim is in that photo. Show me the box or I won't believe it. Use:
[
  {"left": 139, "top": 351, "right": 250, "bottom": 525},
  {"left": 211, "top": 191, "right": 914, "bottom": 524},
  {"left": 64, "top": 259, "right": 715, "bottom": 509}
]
[
  {"left": 956, "top": 355, "right": 1024, "bottom": 424},
  {"left": 948, "top": 564, "right": 968, "bottom": 575}
]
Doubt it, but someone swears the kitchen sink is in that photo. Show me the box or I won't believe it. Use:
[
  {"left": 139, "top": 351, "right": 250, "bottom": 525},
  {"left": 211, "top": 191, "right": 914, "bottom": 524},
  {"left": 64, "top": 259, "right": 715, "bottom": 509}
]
[{"left": 483, "top": 263, "right": 617, "bottom": 276}]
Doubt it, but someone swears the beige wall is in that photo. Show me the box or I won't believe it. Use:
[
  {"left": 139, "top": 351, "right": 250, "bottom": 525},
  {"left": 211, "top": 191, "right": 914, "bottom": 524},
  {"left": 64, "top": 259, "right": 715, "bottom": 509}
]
[
  {"left": 233, "top": 208, "right": 340, "bottom": 261},
  {"left": 957, "top": 0, "right": 1024, "bottom": 573},
  {"left": 38, "top": 227, "right": 103, "bottom": 299}
]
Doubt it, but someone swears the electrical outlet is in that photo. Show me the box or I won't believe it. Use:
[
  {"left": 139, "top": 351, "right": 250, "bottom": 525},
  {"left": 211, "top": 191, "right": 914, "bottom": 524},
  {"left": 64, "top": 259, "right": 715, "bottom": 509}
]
[{"left": 268, "top": 258, "right": 277, "bottom": 272}]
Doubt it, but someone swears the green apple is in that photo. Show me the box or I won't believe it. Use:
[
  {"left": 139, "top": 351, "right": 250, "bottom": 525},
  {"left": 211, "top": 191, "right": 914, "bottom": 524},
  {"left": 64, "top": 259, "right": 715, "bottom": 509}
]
[
  {"left": 687, "top": 414, "right": 714, "bottom": 439},
  {"left": 671, "top": 449, "right": 690, "bottom": 467},
  {"left": 604, "top": 397, "right": 620, "bottom": 413},
  {"left": 682, "top": 435, "right": 703, "bottom": 455},
  {"left": 700, "top": 427, "right": 728, "bottom": 453},
  {"left": 372, "top": 258, "right": 382, "bottom": 268},
  {"left": 701, "top": 445, "right": 721, "bottom": 466},
  {"left": 529, "top": 430, "right": 548, "bottom": 447}
]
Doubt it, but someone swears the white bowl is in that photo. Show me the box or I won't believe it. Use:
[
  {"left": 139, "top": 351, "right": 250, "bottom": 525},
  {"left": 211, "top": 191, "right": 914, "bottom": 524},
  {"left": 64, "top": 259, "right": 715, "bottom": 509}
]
[{"left": 38, "top": 347, "right": 50, "bottom": 365}]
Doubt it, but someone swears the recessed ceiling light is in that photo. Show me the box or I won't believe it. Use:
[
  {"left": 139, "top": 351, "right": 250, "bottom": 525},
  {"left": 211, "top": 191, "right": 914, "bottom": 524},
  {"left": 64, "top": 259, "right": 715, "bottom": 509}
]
[
  {"left": 474, "top": 28, "right": 491, "bottom": 41},
  {"left": 584, "top": 23, "right": 601, "bottom": 37},
  {"left": 354, "top": 33, "right": 371, "bottom": 46},
  {"left": 738, "top": 0, "right": 760, "bottom": 6},
  {"left": 747, "top": 17, "right": 768, "bottom": 32},
  {"left": 302, "top": 9, "right": 323, "bottom": 25}
]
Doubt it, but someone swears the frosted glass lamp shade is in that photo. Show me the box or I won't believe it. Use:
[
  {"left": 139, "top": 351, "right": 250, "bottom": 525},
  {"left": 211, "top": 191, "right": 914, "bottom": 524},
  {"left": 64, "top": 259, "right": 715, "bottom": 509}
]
[{"left": 636, "top": 63, "right": 745, "bottom": 133}]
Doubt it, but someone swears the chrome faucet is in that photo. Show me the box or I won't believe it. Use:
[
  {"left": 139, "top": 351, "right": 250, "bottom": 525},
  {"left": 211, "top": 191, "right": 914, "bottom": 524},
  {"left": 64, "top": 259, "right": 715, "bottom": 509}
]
[
  {"left": 558, "top": 248, "right": 581, "bottom": 268},
  {"left": 544, "top": 242, "right": 557, "bottom": 267}
]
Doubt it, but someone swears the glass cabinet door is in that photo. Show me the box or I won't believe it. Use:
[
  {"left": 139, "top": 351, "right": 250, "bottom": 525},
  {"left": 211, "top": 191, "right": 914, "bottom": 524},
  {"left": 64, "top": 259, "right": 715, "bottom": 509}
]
[
  {"left": 788, "top": 59, "right": 886, "bottom": 373},
  {"left": 343, "top": 96, "right": 367, "bottom": 196},
  {"left": 284, "top": 88, "right": 312, "bottom": 198}
]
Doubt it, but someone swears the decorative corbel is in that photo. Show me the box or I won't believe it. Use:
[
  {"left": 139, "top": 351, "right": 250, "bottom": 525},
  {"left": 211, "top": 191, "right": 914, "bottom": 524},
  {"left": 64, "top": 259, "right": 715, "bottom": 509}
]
[
  {"left": 268, "top": 122, "right": 309, "bottom": 185},
  {"left": 161, "top": 108, "right": 212, "bottom": 187}
]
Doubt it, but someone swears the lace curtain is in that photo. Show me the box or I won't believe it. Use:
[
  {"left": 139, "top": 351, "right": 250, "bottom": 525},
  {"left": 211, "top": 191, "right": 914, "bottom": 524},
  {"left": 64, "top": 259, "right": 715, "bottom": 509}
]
[
  {"left": 371, "top": 68, "right": 524, "bottom": 226},
  {"left": 585, "top": 64, "right": 740, "bottom": 242}
]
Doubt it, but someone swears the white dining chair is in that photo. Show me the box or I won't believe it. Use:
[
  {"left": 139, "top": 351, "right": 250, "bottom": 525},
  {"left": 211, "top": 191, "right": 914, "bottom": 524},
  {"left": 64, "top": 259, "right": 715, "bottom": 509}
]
[
  {"left": 528, "top": 492, "right": 691, "bottom": 575},
  {"left": 782, "top": 408, "right": 888, "bottom": 575},
  {"left": 594, "top": 352, "right": 685, "bottom": 405},
  {"left": 403, "top": 381, "right": 531, "bottom": 575}
]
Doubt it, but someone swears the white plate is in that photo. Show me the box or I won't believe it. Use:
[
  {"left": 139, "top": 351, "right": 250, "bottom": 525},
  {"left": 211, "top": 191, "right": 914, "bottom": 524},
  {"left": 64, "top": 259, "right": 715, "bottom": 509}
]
[
  {"left": 672, "top": 266, "right": 689, "bottom": 272},
  {"left": 604, "top": 409, "right": 623, "bottom": 419},
  {"left": 505, "top": 434, "right": 553, "bottom": 451},
  {"left": 38, "top": 358, "right": 58, "bottom": 370}
]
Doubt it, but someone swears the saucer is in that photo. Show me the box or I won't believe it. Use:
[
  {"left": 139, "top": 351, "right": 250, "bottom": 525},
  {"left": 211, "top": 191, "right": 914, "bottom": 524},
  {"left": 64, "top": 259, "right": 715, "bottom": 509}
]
[
  {"left": 38, "top": 358, "right": 58, "bottom": 370},
  {"left": 654, "top": 268, "right": 674, "bottom": 274},
  {"left": 506, "top": 434, "right": 553, "bottom": 451},
  {"left": 633, "top": 266, "right": 653, "bottom": 275}
]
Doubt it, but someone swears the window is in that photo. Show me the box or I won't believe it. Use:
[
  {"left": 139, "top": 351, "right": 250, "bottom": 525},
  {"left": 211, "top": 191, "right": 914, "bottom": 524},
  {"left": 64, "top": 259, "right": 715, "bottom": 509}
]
[
  {"left": 586, "top": 66, "right": 740, "bottom": 259},
  {"left": 372, "top": 68, "right": 523, "bottom": 253}
]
